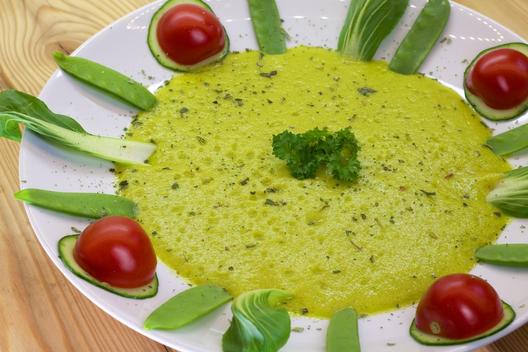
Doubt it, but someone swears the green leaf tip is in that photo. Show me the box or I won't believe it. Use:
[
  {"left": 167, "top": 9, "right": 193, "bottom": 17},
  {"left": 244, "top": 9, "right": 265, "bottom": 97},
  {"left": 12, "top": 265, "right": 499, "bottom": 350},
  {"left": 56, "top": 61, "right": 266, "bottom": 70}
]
[{"left": 53, "top": 51, "right": 66, "bottom": 61}]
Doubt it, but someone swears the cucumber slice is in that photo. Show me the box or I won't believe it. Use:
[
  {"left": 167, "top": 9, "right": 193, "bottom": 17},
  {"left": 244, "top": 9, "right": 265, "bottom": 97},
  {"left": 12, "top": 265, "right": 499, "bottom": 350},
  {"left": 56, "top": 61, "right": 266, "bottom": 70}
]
[
  {"left": 410, "top": 301, "right": 515, "bottom": 346},
  {"left": 58, "top": 235, "right": 158, "bottom": 299},
  {"left": 147, "top": 0, "right": 230, "bottom": 72},
  {"left": 464, "top": 43, "right": 528, "bottom": 121}
]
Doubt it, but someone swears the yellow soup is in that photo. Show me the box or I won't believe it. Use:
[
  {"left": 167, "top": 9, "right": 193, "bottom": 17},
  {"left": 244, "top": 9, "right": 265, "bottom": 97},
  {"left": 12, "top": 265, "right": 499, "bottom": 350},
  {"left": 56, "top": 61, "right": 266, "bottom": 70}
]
[{"left": 116, "top": 46, "right": 509, "bottom": 317}]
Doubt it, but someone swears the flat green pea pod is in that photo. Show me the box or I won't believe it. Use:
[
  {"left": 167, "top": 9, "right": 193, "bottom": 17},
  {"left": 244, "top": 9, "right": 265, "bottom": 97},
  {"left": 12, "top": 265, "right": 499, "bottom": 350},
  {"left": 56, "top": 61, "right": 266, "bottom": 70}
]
[
  {"left": 53, "top": 52, "right": 157, "bottom": 111},
  {"left": 15, "top": 189, "right": 138, "bottom": 219},
  {"left": 476, "top": 244, "right": 528, "bottom": 267},
  {"left": 144, "top": 285, "right": 232, "bottom": 330},
  {"left": 247, "top": 0, "right": 287, "bottom": 54},
  {"left": 487, "top": 124, "right": 528, "bottom": 157},
  {"left": 326, "top": 308, "right": 361, "bottom": 352},
  {"left": 389, "top": 0, "right": 451, "bottom": 75}
]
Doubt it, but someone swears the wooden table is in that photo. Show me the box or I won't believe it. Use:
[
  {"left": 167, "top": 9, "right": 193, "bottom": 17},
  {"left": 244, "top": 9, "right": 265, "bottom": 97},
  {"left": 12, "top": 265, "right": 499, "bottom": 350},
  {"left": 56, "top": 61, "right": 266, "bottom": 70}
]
[{"left": 0, "top": 0, "right": 527, "bottom": 351}]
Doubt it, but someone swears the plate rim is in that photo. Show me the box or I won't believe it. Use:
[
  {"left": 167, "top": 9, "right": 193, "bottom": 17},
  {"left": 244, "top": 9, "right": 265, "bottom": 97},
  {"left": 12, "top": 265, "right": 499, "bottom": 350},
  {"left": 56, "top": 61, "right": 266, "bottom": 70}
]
[{"left": 17, "top": 1, "right": 528, "bottom": 351}]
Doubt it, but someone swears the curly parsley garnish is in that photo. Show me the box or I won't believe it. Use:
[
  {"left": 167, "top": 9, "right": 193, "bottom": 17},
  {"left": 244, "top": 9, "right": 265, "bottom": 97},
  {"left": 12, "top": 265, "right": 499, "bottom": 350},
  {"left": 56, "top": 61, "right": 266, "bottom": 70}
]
[{"left": 272, "top": 127, "right": 361, "bottom": 182}]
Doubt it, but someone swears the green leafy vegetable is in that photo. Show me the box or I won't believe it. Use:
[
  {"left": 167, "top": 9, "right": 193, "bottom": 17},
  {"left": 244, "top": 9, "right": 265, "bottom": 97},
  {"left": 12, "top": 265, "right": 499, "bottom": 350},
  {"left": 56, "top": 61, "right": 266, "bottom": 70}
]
[
  {"left": 222, "top": 289, "right": 292, "bottom": 352},
  {"left": 0, "top": 89, "right": 85, "bottom": 141},
  {"left": 0, "top": 111, "right": 155, "bottom": 165},
  {"left": 338, "top": 0, "right": 409, "bottom": 61},
  {"left": 487, "top": 124, "right": 528, "bottom": 157},
  {"left": 53, "top": 52, "right": 157, "bottom": 111},
  {"left": 389, "top": 0, "right": 451, "bottom": 74},
  {"left": 272, "top": 127, "right": 361, "bottom": 182},
  {"left": 487, "top": 166, "right": 528, "bottom": 218},
  {"left": 326, "top": 308, "right": 361, "bottom": 352},
  {"left": 247, "top": 0, "right": 287, "bottom": 54},
  {"left": 476, "top": 244, "right": 528, "bottom": 267},
  {"left": 15, "top": 188, "right": 137, "bottom": 218},
  {"left": 144, "top": 285, "right": 232, "bottom": 330}
]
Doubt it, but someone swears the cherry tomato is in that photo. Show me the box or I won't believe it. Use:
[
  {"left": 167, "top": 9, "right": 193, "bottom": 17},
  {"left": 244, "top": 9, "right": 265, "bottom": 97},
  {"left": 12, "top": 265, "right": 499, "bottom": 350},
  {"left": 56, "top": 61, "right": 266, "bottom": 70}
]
[
  {"left": 74, "top": 216, "right": 157, "bottom": 288},
  {"left": 156, "top": 4, "right": 225, "bottom": 66},
  {"left": 466, "top": 48, "right": 528, "bottom": 110},
  {"left": 415, "top": 274, "right": 504, "bottom": 340}
]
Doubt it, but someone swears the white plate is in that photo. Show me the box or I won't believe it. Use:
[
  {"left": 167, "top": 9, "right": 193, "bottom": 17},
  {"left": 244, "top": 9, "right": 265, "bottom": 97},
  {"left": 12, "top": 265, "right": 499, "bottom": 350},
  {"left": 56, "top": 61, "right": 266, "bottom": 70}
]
[{"left": 19, "top": 0, "right": 528, "bottom": 351}]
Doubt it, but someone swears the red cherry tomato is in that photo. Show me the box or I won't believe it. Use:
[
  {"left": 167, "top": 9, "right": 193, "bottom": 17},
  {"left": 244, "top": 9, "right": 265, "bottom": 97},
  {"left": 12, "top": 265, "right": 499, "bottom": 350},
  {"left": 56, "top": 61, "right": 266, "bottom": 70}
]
[
  {"left": 466, "top": 48, "right": 528, "bottom": 110},
  {"left": 74, "top": 216, "right": 157, "bottom": 288},
  {"left": 156, "top": 4, "right": 225, "bottom": 66},
  {"left": 415, "top": 274, "right": 504, "bottom": 340}
]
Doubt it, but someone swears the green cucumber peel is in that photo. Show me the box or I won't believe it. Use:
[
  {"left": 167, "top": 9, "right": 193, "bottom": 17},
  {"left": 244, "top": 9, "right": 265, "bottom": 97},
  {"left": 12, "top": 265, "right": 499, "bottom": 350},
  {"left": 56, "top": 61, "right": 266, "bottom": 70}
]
[
  {"left": 0, "top": 111, "right": 155, "bottom": 165},
  {"left": 326, "top": 308, "right": 361, "bottom": 352},
  {"left": 487, "top": 124, "right": 528, "bottom": 157},
  {"left": 144, "top": 285, "right": 232, "bottom": 330},
  {"left": 15, "top": 189, "right": 137, "bottom": 219},
  {"left": 53, "top": 51, "right": 157, "bottom": 111},
  {"left": 487, "top": 166, "right": 528, "bottom": 218},
  {"left": 338, "top": 0, "right": 409, "bottom": 61},
  {"left": 476, "top": 244, "right": 528, "bottom": 267},
  {"left": 389, "top": 0, "right": 451, "bottom": 74},
  {"left": 463, "top": 43, "right": 528, "bottom": 121},
  {"left": 58, "top": 235, "right": 158, "bottom": 299},
  {"left": 247, "top": 0, "right": 287, "bottom": 54},
  {"left": 222, "top": 289, "right": 293, "bottom": 352}
]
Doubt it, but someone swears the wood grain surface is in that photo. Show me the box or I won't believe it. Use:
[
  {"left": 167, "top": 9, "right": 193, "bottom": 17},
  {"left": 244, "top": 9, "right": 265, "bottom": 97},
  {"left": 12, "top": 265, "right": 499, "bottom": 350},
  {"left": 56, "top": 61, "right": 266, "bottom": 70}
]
[{"left": 0, "top": 1, "right": 526, "bottom": 351}]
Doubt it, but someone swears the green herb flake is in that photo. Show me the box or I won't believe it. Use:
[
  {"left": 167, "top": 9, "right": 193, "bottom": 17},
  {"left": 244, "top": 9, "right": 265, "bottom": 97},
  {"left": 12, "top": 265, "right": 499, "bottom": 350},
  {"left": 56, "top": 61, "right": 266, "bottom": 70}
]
[
  {"left": 118, "top": 180, "right": 129, "bottom": 190},
  {"left": 196, "top": 136, "right": 207, "bottom": 145},
  {"left": 260, "top": 70, "right": 278, "bottom": 78},
  {"left": 420, "top": 189, "right": 436, "bottom": 196},
  {"left": 357, "top": 87, "right": 377, "bottom": 96},
  {"left": 239, "top": 177, "right": 250, "bottom": 186}
]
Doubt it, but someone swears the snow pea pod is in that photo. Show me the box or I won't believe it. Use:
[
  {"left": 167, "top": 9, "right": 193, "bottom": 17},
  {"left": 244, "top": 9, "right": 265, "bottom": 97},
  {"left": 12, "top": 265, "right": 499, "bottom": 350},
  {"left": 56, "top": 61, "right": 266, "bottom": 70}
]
[
  {"left": 326, "top": 308, "right": 360, "bottom": 352},
  {"left": 476, "top": 244, "right": 528, "bottom": 267},
  {"left": 15, "top": 189, "right": 138, "bottom": 219},
  {"left": 53, "top": 52, "right": 157, "bottom": 111},
  {"left": 144, "top": 285, "right": 232, "bottom": 330},
  {"left": 389, "top": 0, "right": 451, "bottom": 74},
  {"left": 487, "top": 124, "right": 528, "bottom": 156},
  {"left": 247, "top": 0, "right": 287, "bottom": 54}
]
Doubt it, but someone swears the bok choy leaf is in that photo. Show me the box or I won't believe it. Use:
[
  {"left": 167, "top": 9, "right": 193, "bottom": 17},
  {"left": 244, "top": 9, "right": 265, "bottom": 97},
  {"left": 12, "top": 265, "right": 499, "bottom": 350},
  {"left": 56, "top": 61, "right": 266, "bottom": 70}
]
[
  {"left": 0, "top": 111, "right": 155, "bottom": 165},
  {"left": 338, "top": 0, "right": 409, "bottom": 61},
  {"left": 487, "top": 166, "right": 528, "bottom": 218},
  {"left": 0, "top": 89, "right": 86, "bottom": 140},
  {"left": 222, "top": 289, "right": 293, "bottom": 352}
]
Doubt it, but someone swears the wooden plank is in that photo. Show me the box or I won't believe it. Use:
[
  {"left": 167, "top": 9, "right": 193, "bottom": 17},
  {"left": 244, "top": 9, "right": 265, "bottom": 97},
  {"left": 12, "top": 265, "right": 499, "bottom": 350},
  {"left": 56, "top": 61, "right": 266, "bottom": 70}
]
[{"left": 0, "top": 0, "right": 526, "bottom": 351}]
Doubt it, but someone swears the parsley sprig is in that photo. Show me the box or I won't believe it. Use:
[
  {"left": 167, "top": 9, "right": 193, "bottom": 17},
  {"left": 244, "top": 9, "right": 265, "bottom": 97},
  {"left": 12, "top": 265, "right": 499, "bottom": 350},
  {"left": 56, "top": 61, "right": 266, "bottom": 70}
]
[{"left": 272, "top": 128, "right": 361, "bottom": 182}]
